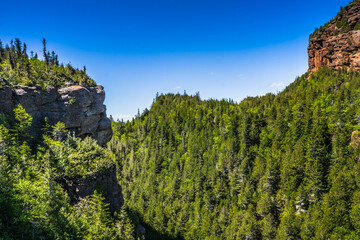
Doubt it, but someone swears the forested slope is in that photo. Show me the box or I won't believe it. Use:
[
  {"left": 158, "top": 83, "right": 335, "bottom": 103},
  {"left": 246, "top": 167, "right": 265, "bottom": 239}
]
[
  {"left": 110, "top": 67, "right": 360, "bottom": 239},
  {"left": 0, "top": 106, "right": 135, "bottom": 239},
  {"left": 0, "top": 39, "right": 136, "bottom": 239}
]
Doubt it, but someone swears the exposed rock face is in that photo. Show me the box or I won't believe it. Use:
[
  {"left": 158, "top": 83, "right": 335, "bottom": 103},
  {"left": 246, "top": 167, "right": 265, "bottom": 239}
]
[
  {"left": 308, "top": 1, "right": 360, "bottom": 73},
  {"left": 136, "top": 225, "right": 146, "bottom": 237},
  {"left": 308, "top": 30, "right": 360, "bottom": 72},
  {"left": 0, "top": 84, "right": 112, "bottom": 146},
  {"left": 56, "top": 165, "right": 124, "bottom": 213},
  {"left": 350, "top": 130, "right": 360, "bottom": 149}
]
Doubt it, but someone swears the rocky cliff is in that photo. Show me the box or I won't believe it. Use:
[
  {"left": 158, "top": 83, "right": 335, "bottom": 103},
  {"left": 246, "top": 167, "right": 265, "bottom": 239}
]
[
  {"left": 56, "top": 165, "right": 124, "bottom": 213},
  {"left": 308, "top": 0, "right": 360, "bottom": 73},
  {"left": 0, "top": 84, "right": 112, "bottom": 146}
]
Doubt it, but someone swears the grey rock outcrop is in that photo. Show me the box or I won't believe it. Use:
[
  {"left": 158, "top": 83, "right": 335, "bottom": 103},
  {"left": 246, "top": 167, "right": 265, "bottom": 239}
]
[
  {"left": 56, "top": 164, "right": 124, "bottom": 213},
  {"left": 0, "top": 84, "right": 112, "bottom": 146},
  {"left": 136, "top": 225, "right": 146, "bottom": 237}
]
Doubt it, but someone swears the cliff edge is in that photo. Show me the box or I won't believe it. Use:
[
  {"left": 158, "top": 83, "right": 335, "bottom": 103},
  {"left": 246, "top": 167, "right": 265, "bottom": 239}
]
[
  {"left": 308, "top": 0, "right": 360, "bottom": 73},
  {"left": 0, "top": 84, "right": 112, "bottom": 146}
]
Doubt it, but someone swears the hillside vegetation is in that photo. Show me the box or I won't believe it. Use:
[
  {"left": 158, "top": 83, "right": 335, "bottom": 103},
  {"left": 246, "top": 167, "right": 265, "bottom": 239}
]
[
  {"left": 0, "top": 39, "right": 95, "bottom": 88},
  {"left": 0, "top": 39, "right": 139, "bottom": 239},
  {"left": 110, "top": 67, "right": 360, "bottom": 239},
  {"left": 0, "top": 106, "right": 135, "bottom": 239}
]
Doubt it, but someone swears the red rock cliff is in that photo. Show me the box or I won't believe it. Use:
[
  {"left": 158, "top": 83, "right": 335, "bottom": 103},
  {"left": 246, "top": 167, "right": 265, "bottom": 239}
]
[{"left": 308, "top": 1, "right": 360, "bottom": 72}]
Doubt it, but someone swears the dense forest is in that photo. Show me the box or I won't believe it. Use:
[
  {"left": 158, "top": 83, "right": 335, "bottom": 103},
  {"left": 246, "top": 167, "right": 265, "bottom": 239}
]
[
  {"left": 0, "top": 105, "right": 136, "bottom": 239},
  {"left": 3, "top": 8, "right": 360, "bottom": 237},
  {"left": 110, "top": 67, "right": 360, "bottom": 239}
]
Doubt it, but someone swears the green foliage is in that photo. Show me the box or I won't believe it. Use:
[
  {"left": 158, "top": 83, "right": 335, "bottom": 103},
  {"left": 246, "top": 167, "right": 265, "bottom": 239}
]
[
  {"left": 336, "top": 19, "right": 349, "bottom": 31},
  {"left": 0, "top": 38, "right": 96, "bottom": 88},
  {"left": 0, "top": 107, "right": 136, "bottom": 239},
  {"left": 51, "top": 122, "right": 68, "bottom": 141},
  {"left": 110, "top": 67, "right": 360, "bottom": 239},
  {"left": 354, "top": 23, "right": 360, "bottom": 30},
  {"left": 13, "top": 104, "right": 32, "bottom": 142},
  {"left": 69, "top": 97, "right": 77, "bottom": 105},
  {"left": 310, "top": 22, "right": 330, "bottom": 38},
  {"left": 48, "top": 133, "right": 115, "bottom": 178},
  {"left": 72, "top": 191, "right": 135, "bottom": 240}
]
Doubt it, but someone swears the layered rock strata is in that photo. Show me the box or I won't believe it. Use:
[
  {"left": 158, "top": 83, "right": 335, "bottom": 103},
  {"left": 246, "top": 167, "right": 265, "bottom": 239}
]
[{"left": 308, "top": 1, "right": 360, "bottom": 72}]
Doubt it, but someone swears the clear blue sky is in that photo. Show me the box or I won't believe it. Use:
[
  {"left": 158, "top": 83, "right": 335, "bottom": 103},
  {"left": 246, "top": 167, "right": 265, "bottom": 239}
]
[{"left": 1, "top": 0, "right": 349, "bottom": 120}]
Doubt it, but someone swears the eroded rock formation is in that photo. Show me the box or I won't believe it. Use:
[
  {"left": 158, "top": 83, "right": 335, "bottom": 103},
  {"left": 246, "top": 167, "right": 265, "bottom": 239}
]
[
  {"left": 308, "top": 1, "right": 360, "bottom": 72},
  {"left": 0, "top": 84, "right": 112, "bottom": 145},
  {"left": 56, "top": 165, "right": 124, "bottom": 213}
]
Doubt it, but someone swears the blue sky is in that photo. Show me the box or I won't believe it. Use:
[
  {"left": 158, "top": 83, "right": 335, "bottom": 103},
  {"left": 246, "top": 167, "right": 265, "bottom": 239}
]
[{"left": 1, "top": 0, "right": 349, "bottom": 120}]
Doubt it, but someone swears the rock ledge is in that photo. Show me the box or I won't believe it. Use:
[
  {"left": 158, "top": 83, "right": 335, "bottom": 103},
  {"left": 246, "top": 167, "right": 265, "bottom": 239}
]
[{"left": 0, "top": 84, "right": 112, "bottom": 146}]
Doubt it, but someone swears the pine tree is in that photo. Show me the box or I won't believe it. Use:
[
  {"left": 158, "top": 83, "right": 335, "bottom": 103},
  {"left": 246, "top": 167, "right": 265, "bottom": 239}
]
[
  {"left": 305, "top": 106, "right": 330, "bottom": 202},
  {"left": 13, "top": 104, "right": 32, "bottom": 143},
  {"left": 42, "top": 38, "right": 48, "bottom": 65}
]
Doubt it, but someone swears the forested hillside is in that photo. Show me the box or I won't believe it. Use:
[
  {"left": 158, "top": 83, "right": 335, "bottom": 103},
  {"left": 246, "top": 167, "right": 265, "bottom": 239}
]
[
  {"left": 0, "top": 106, "right": 135, "bottom": 239},
  {"left": 110, "top": 67, "right": 360, "bottom": 239},
  {"left": 3, "top": 1, "right": 360, "bottom": 237}
]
